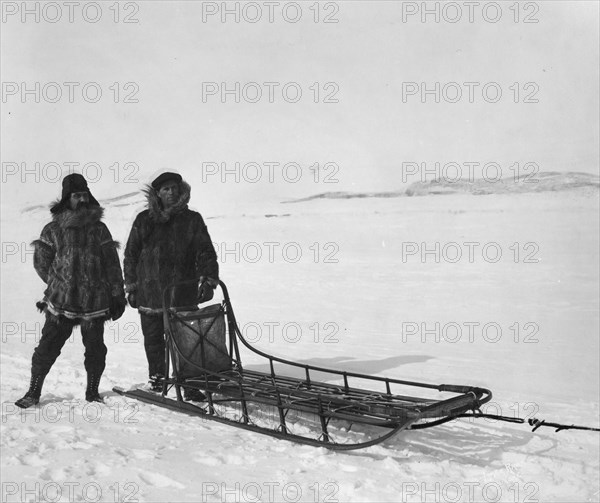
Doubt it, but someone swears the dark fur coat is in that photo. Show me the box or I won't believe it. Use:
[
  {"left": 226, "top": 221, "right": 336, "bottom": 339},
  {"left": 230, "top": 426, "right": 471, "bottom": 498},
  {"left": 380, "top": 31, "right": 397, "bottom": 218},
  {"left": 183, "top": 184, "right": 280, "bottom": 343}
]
[
  {"left": 123, "top": 181, "right": 219, "bottom": 312},
  {"left": 33, "top": 203, "right": 124, "bottom": 321}
]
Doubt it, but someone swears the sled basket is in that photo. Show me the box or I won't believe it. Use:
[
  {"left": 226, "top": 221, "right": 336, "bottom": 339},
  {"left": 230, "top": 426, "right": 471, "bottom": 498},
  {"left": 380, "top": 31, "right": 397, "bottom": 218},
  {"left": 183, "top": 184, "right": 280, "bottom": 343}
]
[{"left": 168, "top": 303, "right": 232, "bottom": 378}]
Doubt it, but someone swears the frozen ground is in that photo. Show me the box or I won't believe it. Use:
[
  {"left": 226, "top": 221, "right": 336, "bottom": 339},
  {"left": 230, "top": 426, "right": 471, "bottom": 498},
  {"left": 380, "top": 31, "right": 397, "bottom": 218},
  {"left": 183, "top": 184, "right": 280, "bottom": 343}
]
[{"left": 1, "top": 180, "right": 599, "bottom": 503}]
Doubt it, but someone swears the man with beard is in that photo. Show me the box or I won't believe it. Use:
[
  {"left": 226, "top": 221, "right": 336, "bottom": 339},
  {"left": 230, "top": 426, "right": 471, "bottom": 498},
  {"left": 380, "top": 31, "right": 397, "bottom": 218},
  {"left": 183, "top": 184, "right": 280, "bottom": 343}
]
[
  {"left": 124, "top": 172, "right": 219, "bottom": 401},
  {"left": 15, "top": 174, "right": 127, "bottom": 408}
]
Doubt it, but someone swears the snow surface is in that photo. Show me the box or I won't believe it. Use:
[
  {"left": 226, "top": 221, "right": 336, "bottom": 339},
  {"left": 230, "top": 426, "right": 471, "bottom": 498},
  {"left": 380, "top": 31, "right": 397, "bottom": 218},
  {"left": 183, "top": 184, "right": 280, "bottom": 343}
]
[{"left": 1, "top": 183, "right": 599, "bottom": 503}]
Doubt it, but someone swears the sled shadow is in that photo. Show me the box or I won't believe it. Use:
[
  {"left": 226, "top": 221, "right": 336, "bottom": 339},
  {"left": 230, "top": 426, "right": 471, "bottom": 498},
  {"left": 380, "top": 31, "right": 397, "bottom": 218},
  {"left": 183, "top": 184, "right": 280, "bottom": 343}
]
[
  {"left": 400, "top": 423, "right": 534, "bottom": 466},
  {"left": 244, "top": 355, "right": 433, "bottom": 382},
  {"left": 354, "top": 419, "right": 559, "bottom": 467}
]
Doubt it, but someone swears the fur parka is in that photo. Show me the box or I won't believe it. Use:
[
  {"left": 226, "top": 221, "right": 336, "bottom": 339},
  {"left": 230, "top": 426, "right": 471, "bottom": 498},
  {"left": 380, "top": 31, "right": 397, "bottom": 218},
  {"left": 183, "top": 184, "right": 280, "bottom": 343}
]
[
  {"left": 33, "top": 203, "right": 125, "bottom": 322},
  {"left": 123, "top": 181, "right": 219, "bottom": 313}
]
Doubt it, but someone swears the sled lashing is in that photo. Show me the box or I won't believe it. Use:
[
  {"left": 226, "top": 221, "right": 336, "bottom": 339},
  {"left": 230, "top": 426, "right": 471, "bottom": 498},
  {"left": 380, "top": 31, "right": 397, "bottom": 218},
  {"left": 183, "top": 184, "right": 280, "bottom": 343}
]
[{"left": 114, "top": 280, "right": 492, "bottom": 450}]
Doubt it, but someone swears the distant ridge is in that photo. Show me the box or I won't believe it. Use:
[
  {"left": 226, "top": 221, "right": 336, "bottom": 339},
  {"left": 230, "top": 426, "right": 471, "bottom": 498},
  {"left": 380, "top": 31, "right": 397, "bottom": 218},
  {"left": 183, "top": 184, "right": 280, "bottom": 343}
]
[
  {"left": 100, "top": 191, "right": 140, "bottom": 204},
  {"left": 405, "top": 171, "right": 599, "bottom": 196},
  {"left": 282, "top": 190, "right": 405, "bottom": 203},
  {"left": 283, "top": 171, "right": 599, "bottom": 203}
]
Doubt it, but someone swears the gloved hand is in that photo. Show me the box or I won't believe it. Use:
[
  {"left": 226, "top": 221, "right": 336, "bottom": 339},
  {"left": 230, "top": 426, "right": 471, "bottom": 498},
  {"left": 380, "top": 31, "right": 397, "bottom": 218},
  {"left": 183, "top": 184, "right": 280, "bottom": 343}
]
[
  {"left": 127, "top": 292, "right": 137, "bottom": 309},
  {"left": 197, "top": 281, "right": 215, "bottom": 304},
  {"left": 110, "top": 294, "right": 127, "bottom": 321}
]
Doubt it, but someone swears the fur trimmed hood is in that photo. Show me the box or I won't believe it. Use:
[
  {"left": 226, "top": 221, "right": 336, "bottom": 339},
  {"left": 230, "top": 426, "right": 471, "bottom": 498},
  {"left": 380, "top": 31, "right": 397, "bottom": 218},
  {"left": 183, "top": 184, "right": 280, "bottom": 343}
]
[
  {"left": 51, "top": 204, "right": 105, "bottom": 229},
  {"left": 143, "top": 180, "right": 191, "bottom": 223},
  {"left": 50, "top": 191, "right": 100, "bottom": 215}
]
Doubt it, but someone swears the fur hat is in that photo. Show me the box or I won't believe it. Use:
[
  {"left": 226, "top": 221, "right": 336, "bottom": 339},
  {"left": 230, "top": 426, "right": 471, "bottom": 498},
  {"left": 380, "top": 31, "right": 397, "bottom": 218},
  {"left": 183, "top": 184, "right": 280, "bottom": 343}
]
[
  {"left": 51, "top": 173, "right": 99, "bottom": 214},
  {"left": 151, "top": 172, "right": 182, "bottom": 190}
]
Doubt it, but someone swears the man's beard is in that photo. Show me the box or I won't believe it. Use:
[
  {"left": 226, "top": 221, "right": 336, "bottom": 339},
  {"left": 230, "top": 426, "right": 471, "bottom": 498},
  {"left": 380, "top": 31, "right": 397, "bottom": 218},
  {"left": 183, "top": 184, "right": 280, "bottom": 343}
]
[{"left": 75, "top": 202, "right": 90, "bottom": 210}]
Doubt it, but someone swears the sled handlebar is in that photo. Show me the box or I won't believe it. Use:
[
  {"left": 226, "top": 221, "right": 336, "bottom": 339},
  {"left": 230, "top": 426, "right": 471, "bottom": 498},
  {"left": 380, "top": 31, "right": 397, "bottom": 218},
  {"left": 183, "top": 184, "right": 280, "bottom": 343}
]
[{"left": 160, "top": 279, "right": 493, "bottom": 402}]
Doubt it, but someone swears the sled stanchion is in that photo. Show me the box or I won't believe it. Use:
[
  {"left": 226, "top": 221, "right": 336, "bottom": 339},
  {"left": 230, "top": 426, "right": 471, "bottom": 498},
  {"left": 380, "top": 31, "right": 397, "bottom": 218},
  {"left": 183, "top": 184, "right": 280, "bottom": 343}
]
[
  {"left": 203, "top": 374, "right": 216, "bottom": 416},
  {"left": 274, "top": 382, "right": 288, "bottom": 435},
  {"left": 237, "top": 375, "right": 250, "bottom": 424},
  {"left": 204, "top": 374, "right": 216, "bottom": 414},
  {"left": 206, "top": 391, "right": 216, "bottom": 415},
  {"left": 163, "top": 329, "right": 171, "bottom": 397},
  {"left": 305, "top": 367, "right": 311, "bottom": 388},
  {"left": 343, "top": 373, "right": 349, "bottom": 393},
  {"left": 265, "top": 360, "right": 289, "bottom": 434},
  {"left": 267, "top": 362, "right": 288, "bottom": 434},
  {"left": 317, "top": 396, "right": 330, "bottom": 443}
]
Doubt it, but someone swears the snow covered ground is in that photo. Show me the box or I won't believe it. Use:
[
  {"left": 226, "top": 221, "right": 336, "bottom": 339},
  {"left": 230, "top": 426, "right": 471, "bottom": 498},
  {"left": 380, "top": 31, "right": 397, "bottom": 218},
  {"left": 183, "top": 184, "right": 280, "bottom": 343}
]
[{"left": 1, "top": 181, "right": 599, "bottom": 503}]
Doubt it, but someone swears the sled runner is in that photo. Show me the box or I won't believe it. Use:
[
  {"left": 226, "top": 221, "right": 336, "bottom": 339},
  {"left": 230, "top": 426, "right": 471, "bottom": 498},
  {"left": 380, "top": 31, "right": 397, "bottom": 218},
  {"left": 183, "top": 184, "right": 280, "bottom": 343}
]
[{"left": 113, "top": 280, "right": 599, "bottom": 450}]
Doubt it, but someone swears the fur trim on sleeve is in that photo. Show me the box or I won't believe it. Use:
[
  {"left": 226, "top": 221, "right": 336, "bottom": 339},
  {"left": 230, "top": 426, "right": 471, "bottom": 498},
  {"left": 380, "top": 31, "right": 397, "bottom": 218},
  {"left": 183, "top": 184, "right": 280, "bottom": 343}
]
[
  {"left": 31, "top": 238, "right": 54, "bottom": 250},
  {"left": 101, "top": 239, "right": 121, "bottom": 249}
]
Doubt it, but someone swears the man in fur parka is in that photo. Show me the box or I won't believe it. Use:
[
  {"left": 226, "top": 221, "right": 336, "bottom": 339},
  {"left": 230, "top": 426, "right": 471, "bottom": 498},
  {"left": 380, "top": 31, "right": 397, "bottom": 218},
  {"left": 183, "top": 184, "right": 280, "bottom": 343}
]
[
  {"left": 124, "top": 172, "right": 219, "bottom": 398},
  {"left": 15, "top": 173, "right": 127, "bottom": 409}
]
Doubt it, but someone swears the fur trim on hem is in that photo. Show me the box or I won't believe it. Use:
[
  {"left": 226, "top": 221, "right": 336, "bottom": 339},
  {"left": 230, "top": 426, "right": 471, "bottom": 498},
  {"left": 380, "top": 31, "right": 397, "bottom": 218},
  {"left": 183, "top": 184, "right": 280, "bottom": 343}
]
[
  {"left": 43, "top": 309, "right": 115, "bottom": 327},
  {"left": 138, "top": 304, "right": 200, "bottom": 316},
  {"left": 41, "top": 300, "right": 111, "bottom": 324}
]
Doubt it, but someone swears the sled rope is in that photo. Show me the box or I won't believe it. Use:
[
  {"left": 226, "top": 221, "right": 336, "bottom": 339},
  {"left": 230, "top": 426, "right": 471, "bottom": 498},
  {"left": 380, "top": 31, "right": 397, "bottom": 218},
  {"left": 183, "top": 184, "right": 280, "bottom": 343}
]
[
  {"left": 527, "top": 418, "right": 600, "bottom": 433},
  {"left": 411, "top": 411, "right": 600, "bottom": 433}
]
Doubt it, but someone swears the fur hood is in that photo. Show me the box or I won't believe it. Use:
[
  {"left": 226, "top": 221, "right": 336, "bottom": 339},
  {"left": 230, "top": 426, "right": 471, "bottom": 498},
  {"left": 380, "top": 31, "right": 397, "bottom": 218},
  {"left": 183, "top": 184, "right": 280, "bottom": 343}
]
[
  {"left": 50, "top": 204, "right": 104, "bottom": 229},
  {"left": 50, "top": 191, "right": 100, "bottom": 215},
  {"left": 143, "top": 180, "right": 191, "bottom": 223}
]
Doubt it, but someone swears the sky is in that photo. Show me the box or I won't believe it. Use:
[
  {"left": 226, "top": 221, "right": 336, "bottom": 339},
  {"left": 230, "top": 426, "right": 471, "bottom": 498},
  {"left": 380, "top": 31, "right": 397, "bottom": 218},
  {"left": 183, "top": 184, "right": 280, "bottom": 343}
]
[{"left": 1, "top": 1, "right": 599, "bottom": 212}]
